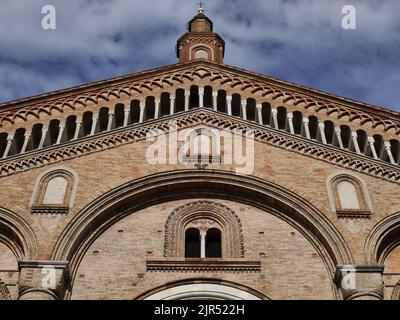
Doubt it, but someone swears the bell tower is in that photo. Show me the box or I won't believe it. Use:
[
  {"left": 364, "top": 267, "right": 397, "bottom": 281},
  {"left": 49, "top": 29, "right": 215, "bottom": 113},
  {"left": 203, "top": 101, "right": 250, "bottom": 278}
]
[{"left": 176, "top": 4, "right": 225, "bottom": 64}]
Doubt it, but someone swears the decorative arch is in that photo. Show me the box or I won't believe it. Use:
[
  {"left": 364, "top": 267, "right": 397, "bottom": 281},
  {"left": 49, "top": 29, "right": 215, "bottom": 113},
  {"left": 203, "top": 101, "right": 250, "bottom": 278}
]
[
  {"left": 365, "top": 211, "right": 400, "bottom": 265},
  {"left": 0, "top": 207, "right": 38, "bottom": 260},
  {"left": 326, "top": 171, "right": 373, "bottom": 219},
  {"left": 392, "top": 281, "right": 400, "bottom": 300},
  {"left": 51, "top": 169, "right": 353, "bottom": 299},
  {"left": 30, "top": 166, "right": 79, "bottom": 214},
  {"left": 164, "top": 200, "right": 244, "bottom": 258},
  {"left": 136, "top": 279, "right": 268, "bottom": 300},
  {"left": 0, "top": 279, "right": 11, "bottom": 300}
]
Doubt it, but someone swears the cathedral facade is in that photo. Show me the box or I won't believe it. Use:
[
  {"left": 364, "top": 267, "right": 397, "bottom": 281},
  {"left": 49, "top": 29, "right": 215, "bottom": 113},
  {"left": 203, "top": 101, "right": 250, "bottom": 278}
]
[{"left": 0, "top": 9, "right": 399, "bottom": 300}]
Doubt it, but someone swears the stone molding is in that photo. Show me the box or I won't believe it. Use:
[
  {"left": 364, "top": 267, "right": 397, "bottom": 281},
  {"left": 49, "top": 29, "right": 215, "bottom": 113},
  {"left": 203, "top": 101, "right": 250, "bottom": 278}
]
[
  {"left": 0, "top": 109, "right": 399, "bottom": 185},
  {"left": 146, "top": 260, "right": 261, "bottom": 273}
]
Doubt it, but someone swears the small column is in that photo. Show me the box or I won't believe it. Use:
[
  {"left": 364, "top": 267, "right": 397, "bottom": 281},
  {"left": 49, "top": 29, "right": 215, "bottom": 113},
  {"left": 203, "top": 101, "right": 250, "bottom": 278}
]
[
  {"left": 384, "top": 142, "right": 396, "bottom": 164},
  {"left": 123, "top": 106, "right": 130, "bottom": 127},
  {"left": 139, "top": 105, "right": 145, "bottom": 123},
  {"left": 90, "top": 115, "right": 98, "bottom": 136},
  {"left": 367, "top": 136, "right": 378, "bottom": 159},
  {"left": 169, "top": 95, "right": 175, "bottom": 115},
  {"left": 20, "top": 131, "right": 31, "bottom": 154},
  {"left": 212, "top": 91, "right": 218, "bottom": 111},
  {"left": 38, "top": 126, "right": 48, "bottom": 149},
  {"left": 256, "top": 104, "right": 263, "bottom": 125},
  {"left": 226, "top": 95, "right": 232, "bottom": 115},
  {"left": 2, "top": 135, "right": 14, "bottom": 158},
  {"left": 73, "top": 119, "right": 82, "bottom": 140},
  {"left": 351, "top": 132, "right": 361, "bottom": 154},
  {"left": 154, "top": 99, "right": 160, "bottom": 119},
  {"left": 271, "top": 108, "right": 279, "bottom": 129},
  {"left": 287, "top": 113, "right": 294, "bottom": 134},
  {"left": 56, "top": 123, "right": 65, "bottom": 144},
  {"left": 318, "top": 122, "right": 327, "bottom": 144},
  {"left": 303, "top": 118, "right": 311, "bottom": 139},
  {"left": 199, "top": 87, "right": 204, "bottom": 108},
  {"left": 241, "top": 100, "right": 247, "bottom": 121},
  {"left": 200, "top": 231, "right": 206, "bottom": 259},
  {"left": 184, "top": 90, "right": 190, "bottom": 111},
  {"left": 335, "top": 127, "right": 344, "bottom": 149},
  {"left": 106, "top": 113, "right": 114, "bottom": 132}
]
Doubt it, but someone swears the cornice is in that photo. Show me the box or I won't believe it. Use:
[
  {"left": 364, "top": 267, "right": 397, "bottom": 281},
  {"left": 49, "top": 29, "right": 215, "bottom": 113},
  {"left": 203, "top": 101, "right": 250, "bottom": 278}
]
[{"left": 0, "top": 109, "right": 398, "bottom": 184}]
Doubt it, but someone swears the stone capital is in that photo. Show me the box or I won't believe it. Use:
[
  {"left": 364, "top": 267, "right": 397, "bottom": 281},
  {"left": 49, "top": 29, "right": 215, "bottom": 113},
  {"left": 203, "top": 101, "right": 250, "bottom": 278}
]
[
  {"left": 18, "top": 260, "right": 70, "bottom": 300},
  {"left": 334, "top": 265, "right": 384, "bottom": 300}
]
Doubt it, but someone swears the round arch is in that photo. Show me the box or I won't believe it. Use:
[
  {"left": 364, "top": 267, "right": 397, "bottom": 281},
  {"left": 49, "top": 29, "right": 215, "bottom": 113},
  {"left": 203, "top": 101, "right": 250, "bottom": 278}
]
[
  {"left": 51, "top": 169, "right": 353, "bottom": 295},
  {"left": 137, "top": 279, "right": 268, "bottom": 300},
  {"left": 365, "top": 211, "right": 400, "bottom": 265},
  {"left": 0, "top": 207, "right": 38, "bottom": 260}
]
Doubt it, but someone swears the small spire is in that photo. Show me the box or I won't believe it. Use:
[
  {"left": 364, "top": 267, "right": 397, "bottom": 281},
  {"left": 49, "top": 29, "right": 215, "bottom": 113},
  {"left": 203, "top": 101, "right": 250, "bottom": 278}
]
[{"left": 197, "top": 1, "right": 205, "bottom": 14}]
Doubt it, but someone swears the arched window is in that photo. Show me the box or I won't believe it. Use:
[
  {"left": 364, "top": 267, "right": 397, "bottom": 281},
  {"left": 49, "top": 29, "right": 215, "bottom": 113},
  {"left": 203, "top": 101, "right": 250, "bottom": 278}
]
[
  {"left": 183, "top": 128, "right": 220, "bottom": 164},
  {"left": 164, "top": 201, "right": 244, "bottom": 259},
  {"left": 326, "top": 172, "right": 372, "bottom": 219},
  {"left": 30, "top": 167, "right": 78, "bottom": 214},
  {"left": 185, "top": 228, "right": 201, "bottom": 258},
  {"left": 206, "top": 228, "right": 222, "bottom": 258}
]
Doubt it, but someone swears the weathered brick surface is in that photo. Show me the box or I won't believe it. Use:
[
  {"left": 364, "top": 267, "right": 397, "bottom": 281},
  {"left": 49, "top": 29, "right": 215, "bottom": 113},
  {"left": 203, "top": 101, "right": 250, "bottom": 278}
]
[{"left": 0, "top": 130, "right": 399, "bottom": 299}]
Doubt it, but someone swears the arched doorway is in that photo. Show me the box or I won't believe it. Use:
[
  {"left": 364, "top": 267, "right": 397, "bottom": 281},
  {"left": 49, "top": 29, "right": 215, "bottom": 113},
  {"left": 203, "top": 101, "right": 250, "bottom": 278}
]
[{"left": 139, "top": 280, "right": 266, "bottom": 300}]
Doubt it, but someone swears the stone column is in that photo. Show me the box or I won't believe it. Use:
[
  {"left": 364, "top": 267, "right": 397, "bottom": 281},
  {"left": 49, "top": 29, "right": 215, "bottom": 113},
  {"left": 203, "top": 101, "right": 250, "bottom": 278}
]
[
  {"left": 18, "top": 261, "right": 70, "bottom": 300},
  {"left": 154, "top": 99, "right": 160, "bottom": 119},
  {"left": 199, "top": 87, "right": 204, "bottom": 108},
  {"left": 256, "top": 104, "right": 263, "bottom": 125},
  {"left": 334, "top": 265, "right": 384, "bottom": 300},
  {"left": 241, "top": 100, "right": 247, "bottom": 121},
  {"left": 139, "top": 105, "right": 145, "bottom": 123},
  {"left": 106, "top": 113, "right": 114, "bottom": 132},
  {"left": 226, "top": 95, "right": 232, "bottom": 115},
  {"left": 368, "top": 137, "right": 378, "bottom": 159},
  {"left": 318, "top": 122, "right": 327, "bottom": 144},
  {"left": 56, "top": 123, "right": 65, "bottom": 144},
  {"left": 303, "top": 118, "right": 311, "bottom": 139},
  {"left": 123, "top": 106, "right": 130, "bottom": 127},
  {"left": 2, "top": 135, "right": 13, "bottom": 158},
  {"left": 200, "top": 232, "right": 206, "bottom": 259},
  {"left": 90, "top": 115, "right": 98, "bottom": 136},
  {"left": 351, "top": 132, "right": 361, "bottom": 154},
  {"left": 271, "top": 108, "right": 278, "bottom": 129},
  {"left": 73, "top": 118, "right": 82, "bottom": 140},
  {"left": 170, "top": 95, "right": 175, "bottom": 115},
  {"left": 384, "top": 142, "right": 396, "bottom": 164},
  {"left": 20, "top": 131, "right": 31, "bottom": 154},
  {"left": 184, "top": 90, "right": 190, "bottom": 111},
  {"left": 287, "top": 113, "right": 294, "bottom": 134},
  {"left": 212, "top": 91, "right": 218, "bottom": 112},
  {"left": 335, "top": 127, "right": 344, "bottom": 149},
  {"left": 38, "top": 126, "right": 48, "bottom": 149}
]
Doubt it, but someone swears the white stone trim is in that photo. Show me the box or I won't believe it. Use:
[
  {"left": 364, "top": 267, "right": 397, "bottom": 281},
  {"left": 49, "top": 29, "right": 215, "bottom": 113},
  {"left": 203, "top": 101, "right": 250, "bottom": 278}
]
[{"left": 143, "top": 283, "right": 262, "bottom": 300}]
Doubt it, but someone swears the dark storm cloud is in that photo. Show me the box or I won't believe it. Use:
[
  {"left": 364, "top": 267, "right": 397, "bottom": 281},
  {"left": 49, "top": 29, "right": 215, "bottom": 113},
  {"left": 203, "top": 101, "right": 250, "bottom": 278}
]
[{"left": 0, "top": 0, "right": 399, "bottom": 111}]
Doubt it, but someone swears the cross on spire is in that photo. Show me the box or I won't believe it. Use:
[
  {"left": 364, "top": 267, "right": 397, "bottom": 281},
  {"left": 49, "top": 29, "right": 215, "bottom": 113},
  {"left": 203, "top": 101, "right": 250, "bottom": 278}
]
[{"left": 197, "top": 1, "right": 205, "bottom": 14}]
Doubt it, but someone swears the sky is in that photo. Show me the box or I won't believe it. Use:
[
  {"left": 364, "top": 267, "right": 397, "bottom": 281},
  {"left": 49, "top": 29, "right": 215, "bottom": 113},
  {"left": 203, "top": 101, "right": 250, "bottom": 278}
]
[{"left": 0, "top": 0, "right": 399, "bottom": 111}]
